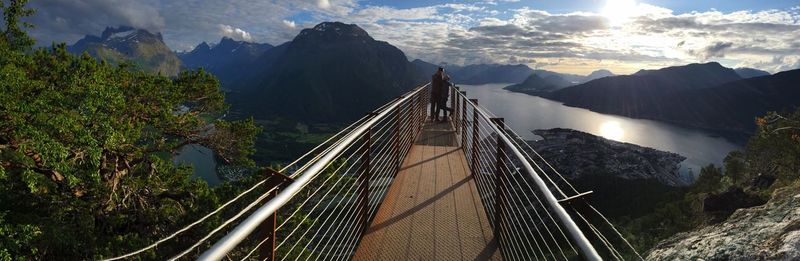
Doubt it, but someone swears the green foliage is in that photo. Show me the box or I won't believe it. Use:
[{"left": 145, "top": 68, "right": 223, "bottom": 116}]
[
  {"left": 615, "top": 108, "right": 800, "bottom": 255},
  {"left": 692, "top": 164, "right": 723, "bottom": 193},
  {"left": 273, "top": 158, "right": 358, "bottom": 260},
  {"left": 0, "top": 3, "right": 260, "bottom": 259},
  {"left": 0, "top": 0, "right": 35, "bottom": 51},
  {"left": 251, "top": 118, "right": 339, "bottom": 165}
]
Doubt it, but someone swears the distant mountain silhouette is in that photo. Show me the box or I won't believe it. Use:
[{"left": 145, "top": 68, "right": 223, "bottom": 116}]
[
  {"left": 656, "top": 69, "right": 800, "bottom": 132},
  {"left": 412, "top": 59, "right": 440, "bottom": 79},
  {"left": 526, "top": 69, "right": 615, "bottom": 84},
  {"left": 734, "top": 67, "right": 771, "bottom": 79},
  {"left": 410, "top": 59, "right": 614, "bottom": 85},
  {"left": 547, "top": 63, "right": 740, "bottom": 115},
  {"left": 230, "top": 22, "right": 423, "bottom": 123},
  {"left": 447, "top": 64, "right": 534, "bottom": 84},
  {"left": 630, "top": 62, "right": 741, "bottom": 89},
  {"left": 541, "top": 62, "right": 800, "bottom": 132},
  {"left": 504, "top": 73, "right": 572, "bottom": 93},
  {"left": 179, "top": 37, "right": 273, "bottom": 89},
  {"left": 68, "top": 26, "right": 181, "bottom": 76},
  {"left": 584, "top": 69, "right": 615, "bottom": 82}
]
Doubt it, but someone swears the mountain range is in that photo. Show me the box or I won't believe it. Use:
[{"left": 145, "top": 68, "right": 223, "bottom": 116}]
[
  {"left": 410, "top": 59, "right": 533, "bottom": 84},
  {"left": 735, "top": 67, "right": 771, "bottom": 79},
  {"left": 504, "top": 73, "right": 573, "bottom": 93},
  {"left": 411, "top": 59, "right": 615, "bottom": 85},
  {"left": 71, "top": 23, "right": 424, "bottom": 123},
  {"left": 69, "top": 24, "right": 795, "bottom": 131},
  {"left": 536, "top": 62, "right": 799, "bottom": 132},
  {"left": 68, "top": 26, "right": 181, "bottom": 76},
  {"left": 179, "top": 37, "right": 273, "bottom": 89}
]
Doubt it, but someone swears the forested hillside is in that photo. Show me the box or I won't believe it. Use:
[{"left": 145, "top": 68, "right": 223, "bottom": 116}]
[{"left": 0, "top": 2, "right": 261, "bottom": 259}]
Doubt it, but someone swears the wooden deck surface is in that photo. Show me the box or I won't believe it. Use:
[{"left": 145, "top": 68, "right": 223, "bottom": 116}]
[{"left": 353, "top": 121, "right": 501, "bottom": 260}]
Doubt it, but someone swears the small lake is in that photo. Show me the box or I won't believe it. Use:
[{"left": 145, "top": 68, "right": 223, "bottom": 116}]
[
  {"left": 174, "top": 144, "right": 221, "bottom": 186},
  {"left": 457, "top": 83, "right": 743, "bottom": 179}
]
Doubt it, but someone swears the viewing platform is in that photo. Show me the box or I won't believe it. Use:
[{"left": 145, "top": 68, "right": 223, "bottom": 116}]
[
  {"left": 196, "top": 84, "right": 623, "bottom": 261},
  {"left": 354, "top": 121, "right": 501, "bottom": 260}
]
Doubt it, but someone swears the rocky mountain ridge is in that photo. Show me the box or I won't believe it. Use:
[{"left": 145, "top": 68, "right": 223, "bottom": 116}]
[
  {"left": 68, "top": 26, "right": 181, "bottom": 76},
  {"left": 179, "top": 37, "right": 273, "bottom": 89}
]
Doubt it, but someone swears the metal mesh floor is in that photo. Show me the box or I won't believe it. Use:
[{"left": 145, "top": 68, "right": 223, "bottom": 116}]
[{"left": 354, "top": 121, "right": 501, "bottom": 260}]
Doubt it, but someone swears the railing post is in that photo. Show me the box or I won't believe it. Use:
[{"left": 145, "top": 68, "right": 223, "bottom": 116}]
[
  {"left": 358, "top": 112, "right": 378, "bottom": 235},
  {"left": 454, "top": 87, "right": 460, "bottom": 135},
  {"left": 461, "top": 93, "right": 467, "bottom": 147},
  {"left": 450, "top": 86, "right": 456, "bottom": 121},
  {"left": 358, "top": 124, "right": 372, "bottom": 233},
  {"left": 490, "top": 118, "right": 506, "bottom": 251},
  {"left": 460, "top": 90, "right": 466, "bottom": 135},
  {"left": 417, "top": 89, "right": 422, "bottom": 138},
  {"left": 258, "top": 169, "right": 294, "bottom": 261},
  {"left": 470, "top": 99, "right": 479, "bottom": 173},
  {"left": 393, "top": 97, "right": 402, "bottom": 172},
  {"left": 420, "top": 86, "right": 427, "bottom": 131}
]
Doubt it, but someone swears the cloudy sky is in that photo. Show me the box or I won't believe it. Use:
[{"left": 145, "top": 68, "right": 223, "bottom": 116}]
[{"left": 25, "top": 0, "right": 800, "bottom": 74}]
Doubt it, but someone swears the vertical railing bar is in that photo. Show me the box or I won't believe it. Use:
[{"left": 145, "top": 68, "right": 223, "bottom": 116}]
[
  {"left": 491, "top": 117, "right": 506, "bottom": 253},
  {"left": 450, "top": 85, "right": 456, "bottom": 121},
  {"left": 393, "top": 97, "right": 402, "bottom": 173},
  {"left": 358, "top": 113, "right": 375, "bottom": 235},
  {"left": 470, "top": 99, "right": 479, "bottom": 175},
  {"left": 460, "top": 91, "right": 467, "bottom": 148},
  {"left": 466, "top": 102, "right": 601, "bottom": 260},
  {"left": 260, "top": 189, "right": 278, "bottom": 260},
  {"left": 258, "top": 170, "right": 293, "bottom": 260},
  {"left": 455, "top": 86, "right": 461, "bottom": 135}
]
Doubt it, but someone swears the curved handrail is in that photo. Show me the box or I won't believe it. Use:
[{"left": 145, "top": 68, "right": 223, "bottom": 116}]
[
  {"left": 198, "top": 83, "right": 429, "bottom": 260},
  {"left": 454, "top": 87, "right": 601, "bottom": 260}
]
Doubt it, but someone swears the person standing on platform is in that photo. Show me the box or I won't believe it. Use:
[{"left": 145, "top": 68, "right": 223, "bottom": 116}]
[
  {"left": 430, "top": 67, "right": 445, "bottom": 121},
  {"left": 437, "top": 74, "right": 454, "bottom": 122}
]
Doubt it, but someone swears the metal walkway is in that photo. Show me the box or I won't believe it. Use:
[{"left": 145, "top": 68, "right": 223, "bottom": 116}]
[
  {"left": 354, "top": 121, "right": 500, "bottom": 260},
  {"left": 107, "top": 83, "right": 645, "bottom": 260}
]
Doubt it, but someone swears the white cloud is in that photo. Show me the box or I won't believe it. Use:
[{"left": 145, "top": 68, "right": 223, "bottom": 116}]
[
  {"left": 27, "top": 0, "right": 165, "bottom": 45},
  {"left": 25, "top": 0, "right": 800, "bottom": 73},
  {"left": 283, "top": 20, "right": 297, "bottom": 29},
  {"left": 218, "top": 24, "right": 252, "bottom": 41},
  {"left": 351, "top": 6, "right": 440, "bottom": 23}
]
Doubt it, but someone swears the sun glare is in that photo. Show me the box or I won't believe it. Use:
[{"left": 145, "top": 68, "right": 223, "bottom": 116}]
[
  {"left": 602, "top": 0, "right": 637, "bottom": 26},
  {"left": 599, "top": 121, "right": 625, "bottom": 141}
]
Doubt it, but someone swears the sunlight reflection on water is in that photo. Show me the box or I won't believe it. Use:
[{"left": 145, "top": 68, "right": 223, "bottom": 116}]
[
  {"left": 457, "top": 83, "right": 742, "bottom": 179},
  {"left": 599, "top": 121, "right": 625, "bottom": 141}
]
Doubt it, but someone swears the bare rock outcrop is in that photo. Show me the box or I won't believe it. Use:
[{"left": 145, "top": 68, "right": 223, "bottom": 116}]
[{"left": 646, "top": 186, "right": 800, "bottom": 260}]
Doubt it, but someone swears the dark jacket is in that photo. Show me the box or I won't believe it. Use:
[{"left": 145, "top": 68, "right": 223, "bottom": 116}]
[
  {"left": 431, "top": 73, "right": 444, "bottom": 99},
  {"left": 438, "top": 80, "right": 452, "bottom": 102}
]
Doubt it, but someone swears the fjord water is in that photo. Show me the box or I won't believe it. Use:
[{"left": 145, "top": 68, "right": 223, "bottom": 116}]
[{"left": 458, "top": 83, "right": 742, "bottom": 179}]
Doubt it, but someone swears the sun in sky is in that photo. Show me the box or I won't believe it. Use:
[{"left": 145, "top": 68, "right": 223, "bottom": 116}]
[{"left": 602, "top": 0, "right": 639, "bottom": 26}]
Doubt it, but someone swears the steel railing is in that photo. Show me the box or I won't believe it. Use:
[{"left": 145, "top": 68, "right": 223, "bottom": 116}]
[
  {"left": 199, "top": 84, "right": 431, "bottom": 260},
  {"left": 448, "top": 85, "right": 602, "bottom": 260},
  {"left": 194, "top": 82, "right": 642, "bottom": 260}
]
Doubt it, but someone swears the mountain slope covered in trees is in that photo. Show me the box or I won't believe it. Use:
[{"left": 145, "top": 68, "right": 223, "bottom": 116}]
[
  {"left": 230, "top": 22, "right": 424, "bottom": 123},
  {"left": 0, "top": 2, "right": 261, "bottom": 259}
]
